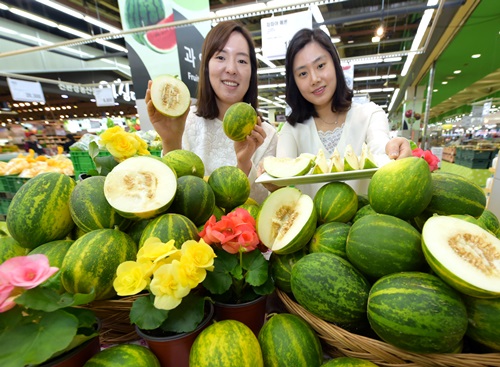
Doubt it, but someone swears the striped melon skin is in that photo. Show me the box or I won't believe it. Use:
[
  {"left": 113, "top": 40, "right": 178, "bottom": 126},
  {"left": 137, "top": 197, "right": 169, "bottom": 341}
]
[
  {"left": 322, "top": 357, "right": 378, "bottom": 366},
  {"left": 258, "top": 313, "right": 323, "bottom": 367},
  {"left": 29, "top": 239, "right": 73, "bottom": 267},
  {"left": 222, "top": 102, "right": 257, "bottom": 142},
  {"left": 463, "top": 295, "right": 500, "bottom": 351},
  {"left": 346, "top": 214, "right": 425, "bottom": 279},
  {"left": 424, "top": 172, "right": 486, "bottom": 218},
  {"left": 139, "top": 213, "right": 199, "bottom": 248},
  {"left": 7, "top": 172, "right": 76, "bottom": 249},
  {"left": 190, "top": 320, "right": 263, "bottom": 367},
  {"left": 61, "top": 229, "right": 137, "bottom": 300},
  {"left": 314, "top": 182, "right": 358, "bottom": 224},
  {"left": 291, "top": 253, "right": 370, "bottom": 326},
  {"left": 0, "top": 237, "right": 28, "bottom": 264},
  {"left": 367, "top": 272, "right": 468, "bottom": 354},
  {"left": 84, "top": 344, "right": 160, "bottom": 367},
  {"left": 162, "top": 149, "right": 205, "bottom": 178},
  {"left": 368, "top": 157, "right": 432, "bottom": 220},
  {"left": 125, "top": 218, "right": 153, "bottom": 245},
  {"left": 351, "top": 205, "right": 376, "bottom": 224},
  {"left": 208, "top": 166, "right": 250, "bottom": 210},
  {"left": 70, "top": 176, "right": 131, "bottom": 232},
  {"left": 269, "top": 248, "right": 307, "bottom": 293},
  {"left": 308, "top": 222, "right": 350, "bottom": 258},
  {"left": 478, "top": 209, "right": 500, "bottom": 234}
]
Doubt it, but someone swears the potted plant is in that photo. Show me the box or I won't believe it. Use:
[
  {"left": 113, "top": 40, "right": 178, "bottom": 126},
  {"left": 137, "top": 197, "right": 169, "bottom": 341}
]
[{"left": 0, "top": 254, "right": 99, "bottom": 366}]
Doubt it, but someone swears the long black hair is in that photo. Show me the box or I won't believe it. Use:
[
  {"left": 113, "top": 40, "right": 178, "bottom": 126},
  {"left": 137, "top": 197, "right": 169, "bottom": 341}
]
[{"left": 285, "top": 28, "right": 353, "bottom": 126}]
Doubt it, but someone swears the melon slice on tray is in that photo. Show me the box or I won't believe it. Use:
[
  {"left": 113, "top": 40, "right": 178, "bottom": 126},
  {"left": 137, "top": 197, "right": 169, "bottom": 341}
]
[
  {"left": 263, "top": 154, "right": 313, "bottom": 178},
  {"left": 359, "top": 143, "right": 378, "bottom": 169},
  {"left": 312, "top": 149, "right": 330, "bottom": 174},
  {"left": 104, "top": 156, "right": 177, "bottom": 220},
  {"left": 150, "top": 74, "right": 190, "bottom": 117},
  {"left": 343, "top": 144, "right": 360, "bottom": 171},
  {"left": 329, "top": 148, "right": 344, "bottom": 172}
]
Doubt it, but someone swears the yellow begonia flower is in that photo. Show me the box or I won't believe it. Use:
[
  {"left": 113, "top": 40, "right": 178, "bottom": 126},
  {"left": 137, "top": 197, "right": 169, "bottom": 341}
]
[
  {"left": 113, "top": 261, "right": 150, "bottom": 296},
  {"left": 178, "top": 257, "right": 207, "bottom": 289},
  {"left": 150, "top": 261, "right": 191, "bottom": 310},
  {"left": 100, "top": 126, "right": 123, "bottom": 142},
  {"left": 137, "top": 238, "right": 178, "bottom": 264},
  {"left": 133, "top": 134, "right": 151, "bottom": 156},
  {"left": 181, "top": 239, "right": 216, "bottom": 271},
  {"left": 105, "top": 131, "right": 140, "bottom": 161}
]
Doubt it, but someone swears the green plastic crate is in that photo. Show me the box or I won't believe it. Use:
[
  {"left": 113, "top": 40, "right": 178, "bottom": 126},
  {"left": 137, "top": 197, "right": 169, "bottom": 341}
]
[
  {"left": 0, "top": 197, "right": 11, "bottom": 215},
  {"left": 0, "top": 176, "right": 8, "bottom": 194},
  {"left": 4, "top": 176, "right": 30, "bottom": 195}
]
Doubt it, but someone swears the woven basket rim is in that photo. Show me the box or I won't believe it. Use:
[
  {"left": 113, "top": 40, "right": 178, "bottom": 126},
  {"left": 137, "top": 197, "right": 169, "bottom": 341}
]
[{"left": 276, "top": 289, "right": 500, "bottom": 367}]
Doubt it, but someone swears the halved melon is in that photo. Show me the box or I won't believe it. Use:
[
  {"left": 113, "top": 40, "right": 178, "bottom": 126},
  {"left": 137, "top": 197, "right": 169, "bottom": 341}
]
[
  {"left": 422, "top": 216, "right": 500, "bottom": 298},
  {"left": 359, "top": 143, "right": 377, "bottom": 169},
  {"left": 104, "top": 156, "right": 177, "bottom": 219},
  {"left": 343, "top": 144, "right": 360, "bottom": 171},
  {"left": 257, "top": 187, "right": 317, "bottom": 254},
  {"left": 150, "top": 74, "right": 191, "bottom": 117},
  {"left": 263, "top": 154, "right": 313, "bottom": 178}
]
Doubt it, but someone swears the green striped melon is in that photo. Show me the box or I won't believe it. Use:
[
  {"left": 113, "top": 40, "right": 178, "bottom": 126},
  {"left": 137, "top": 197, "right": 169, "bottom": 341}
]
[
  {"left": 0, "top": 237, "right": 28, "bottom": 264},
  {"left": 258, "top": 313, "right": 323, "bottom": 367},
  {"left": 104, "top": 156, "right": 177, "bottom": 219},
  {"left": 449, "top": 214, "right": 489, "bottom": 231},
  {"left": 208, "top": 166, "right": 250, "bottom": 210},
  {"left": 139, "top": 213, "right": 199, "bottom": 248},
  {"left": 422, "top": 215, "right": 500, "bottom": 298},
  {"left": 269, "top": 248, "right": 307, "bottom": 293},
  {"left": 222, "top": 102, "right": 257, "bottom": 142},
  {"left": 125, "top": 218, "right": 153, "bottom": 245},
  {"left": 367, "top": 272, "right": 468, "bottom": 353},
  {"left": 478, "top": 209, "right": 500, "bottom": 234},
  {"left": 463, "top": 295, "right": 500, "bottom": 351},
  {"left": 351, "top": 205, "right": 376, "bottom": 223},
  {"left": 291, "top": 252, "right": 370, "bottom": 326},
  {"left": 346, "top": 214, "right": 425, "bottom": 279},
  {"left": 70, "top": 176, "right": 131, "bottom": 232},
  {"left": 29, "top": 239, "right": 73, "bottom": 267},
  {"left": 169, "top": 175, "right": 215, "bottom": 226},
  {"left": 314, "top": 182, "right": 358, "bottom": 224},
  {"left": 190, "top": 320, "right": 263, "bottom": 367},
  {"left": 322, "top": 357, "right": 379, "bottom": 366},
  {"left": 7, "top": 172, "right": 76, "bottom": 249},
  {"left": 368, "top": 157, "right": 432, "bottom": 220},
  {"left": 308, "top": 222, "right": 350, "bottom": 259},
  {"left": 357, "top": 194, "right": 370, "bottom": 209},
  {"left": 61, "top": 228, "right": 137, "bottom": 300},
  {"left": 234, "top": 203, "right": 260, "bottom": 221},
  {"left": 257, "top": 187, "right": 317, "bottom": 254},
  {"left": 424, "top": 172, "right": 486, "bottom": 218},
  {"left": 84, "top": 344, "right": 160, "bottom": 367},
  {"left": 162, "top": 149, "right": 205, "bottom": 178}
]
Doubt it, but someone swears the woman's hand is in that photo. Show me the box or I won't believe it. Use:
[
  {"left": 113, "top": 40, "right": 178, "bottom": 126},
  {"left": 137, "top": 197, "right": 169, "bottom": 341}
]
[
  {"left": 385, "top": 137, "right": 413, "bottom": 160},
  {"left": 234, "top": 118, "right": 266, "bottom": 175},
  {"left": 145, "top": 80, "right": 189, "bottom": 152}
]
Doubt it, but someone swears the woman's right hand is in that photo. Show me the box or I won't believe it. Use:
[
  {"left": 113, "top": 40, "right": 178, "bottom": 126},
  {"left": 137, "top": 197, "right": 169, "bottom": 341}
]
[{"left": 145, "top": 80, "right": 189, "bottom": 152}]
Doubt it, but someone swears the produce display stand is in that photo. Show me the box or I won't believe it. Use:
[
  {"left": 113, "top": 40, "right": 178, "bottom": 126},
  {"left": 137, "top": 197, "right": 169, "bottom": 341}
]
[{"left": 277, "top": 289, "right": 500, "bottom": 367}]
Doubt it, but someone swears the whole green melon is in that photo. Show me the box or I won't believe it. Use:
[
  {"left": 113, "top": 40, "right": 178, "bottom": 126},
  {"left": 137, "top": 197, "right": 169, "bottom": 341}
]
[
  {"left": 314, "top": 182, "right": 358, "bottom": 224},
  {"left": 309, "top": 221, "right": 350, "bottom": 258},
  {"left": 234, "top": 203, "right": 260, "bottom": 221},
  {"left": 208, "top": 166, "right": 250, "bottom": 210},
  {"left": 258, "top": 313, "right": 323, "bottom": 367},
  {"left": 190, "top": 320, "right": 263, "bottom": 367},
  {"left": 322, "top": 357, "right": 379, "bottom": 366},
  {"left": 269, "top": 248, "right": 307, "bottom": 293},
  {"left": 29, "top": 239, "right": 73, "bottom": 267},
  {"left": 477, "top": 209, "right": 500, "bottom": 233},
  {"left": 125, "top": 218, "right": 153, "bottom": 245},
  {"left": 162, "top": 149, "right": 205, "bottom": 178},
  {"left": 0, "top": 237, "right": 28, "bottom": 264},
  {"left": 367, "top": 272, "right": 468, "bottom": 353},
  {"left": 83, "top": 344, "right": 160, "bottom": 367},
  {"left": 463, "top": 295, "right": 500, "bottom": 351},
  {"left": 368, "top": 157, "right": 432, "bottom": 220},
  {"left": 222, "top": 102, "right": 257, "bottom": 142},
  {"left": 351, "top": 205, "right": 376, "bottom": 223},
  {"left": 7, "top": 172, "right": 76, "bottom": 249},
  {"left": 139, "top": 213, "right": 199, "bottom": 248}
]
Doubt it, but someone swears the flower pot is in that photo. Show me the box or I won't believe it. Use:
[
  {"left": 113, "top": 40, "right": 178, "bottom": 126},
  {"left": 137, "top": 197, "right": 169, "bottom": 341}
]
[
  {"left": 40, "top": 335, "right": 101, "bottom": 367},
  {"left": 214, "top": 295, "right": 267, "bottom": 336},
  {"left": 136, "top": 302, "right": 214, "bottom": 367}
]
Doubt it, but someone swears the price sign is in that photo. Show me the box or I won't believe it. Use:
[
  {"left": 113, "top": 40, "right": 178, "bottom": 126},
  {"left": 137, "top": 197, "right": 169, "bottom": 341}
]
[
  {"left": 7, "top": 78, "right": 46, "bottom": 103},
  {"left": 93, "top": 87, "right": 115, "bottom": 107}
]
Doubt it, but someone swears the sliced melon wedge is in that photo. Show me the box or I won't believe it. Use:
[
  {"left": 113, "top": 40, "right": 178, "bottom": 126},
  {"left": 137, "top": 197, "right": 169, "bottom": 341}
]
[
  {"left": 150, "top": 75, "right": 191, "bottom": 117},
  {"left": 329, "top": 148, "right": 344, "bottom": 172},
  {"left": 263, "top": 155, "right": 313, "bottom": 178},
  {"left": 312, "top": 149, "right": 330, "bottom": 174},
  {"left": 422, "top": 216, "right": 500, "bottom": 298},
  {"left": 257, "top": 187, "right": 317, "bottom": 254},
  {"left": 343, "top": 144, "right": 360, "bottom": 171},
  {"left": 104, "top": 156, "right": 177, "bottom": 219},
  {"left": 359, "top": 143, "right": 378, "bottom": 169}
]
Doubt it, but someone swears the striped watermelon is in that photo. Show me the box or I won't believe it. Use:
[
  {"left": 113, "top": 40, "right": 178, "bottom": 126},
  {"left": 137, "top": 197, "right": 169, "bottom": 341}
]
[
  {"left": 423, "top": 172, "right": 486, "bottom": 218},
  {"left": 308, "top": 222, "right": 350, "bottom": 259},
  {"left": 84, "top": 344, "right": 160, "bottom": 367},
  {"left": 367, "top": 272, "right": 468, "bottom": 353},
  {"left": 368, "top": 157, "right": 432, "bottom": 220},
  {"left": 208, "top": 166, "right": 250, "bottom": 210},
  {"left": 70, "top": 176, "right": 130, "bottom": 232},
  {"left": 169, "top": 175, "right": 215, "bottom": 226},
  {"left": 269, "top": 248, "right": 307, "bottom": 293},
  {"left": 222, "top": 102, "right": 258, "bottom": 142},
  {"left": 314, "top": 182, "right": 358, "bottom": 224},
  {"left": 162, "top": 149, "right": 205, "bottom": 178},
  {"left": 422, "top": 215, "right": 500, "bottom": 298},
  {"left": 291, "top": 252, "right": 370, "bottom": 326},
  {"left": 139, "top": 213, "right": 199, "bottom": 248},
  {"left": 61, "top": 228, "right": 137, "bottom": 300},
  {"left": 351, "top": 205, "right": 376, "bottom": 223},
  {"left": 258, "top": 313, "right": 323, "bottom": 367},
  {"left": 190, "top": 320, "right": 263, "bottom": 367},
  {"left": 322, "top": 357, "right": 379, "bottom": 366},
  {"left": 7, "top": 172, "right": 75, "bottom": 249},
  {"left": 463, "top": 295, "right": 500, "bottom": 351},
  {"left": 0, "top": 237, "right": 28, "bottom": 264},
  {"left": 346, "top": 214, "right": 425, "bottom": 279},
  {"left": 123, "top": 0, "right": 164, "bottom": 45}
]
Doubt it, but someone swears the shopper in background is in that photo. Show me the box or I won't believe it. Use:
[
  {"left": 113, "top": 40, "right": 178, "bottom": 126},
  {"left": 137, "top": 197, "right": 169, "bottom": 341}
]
[
  {"left": 145, "top": 21, "right": 277, "bottom": 203},
  {"left": 62, "top": 133, "right": 76, "bottom": 153},
  {"left": 272, "top": 28, "right": 412, "bottom": 197},
  {"left": 24, "top": 132, "right": 44, "bottom": 155}
]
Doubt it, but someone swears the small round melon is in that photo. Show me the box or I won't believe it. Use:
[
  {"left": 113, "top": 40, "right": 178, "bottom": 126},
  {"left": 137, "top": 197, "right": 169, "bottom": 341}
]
[
  {"left": 150, "top": 74, "right": 190, "bottom": 117},
  {"left": 222, "top": 102, "right": 257, "bottom": 141}
]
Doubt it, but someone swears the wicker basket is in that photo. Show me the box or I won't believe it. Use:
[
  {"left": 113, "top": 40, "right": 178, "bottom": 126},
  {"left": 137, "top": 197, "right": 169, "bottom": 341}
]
[{"left": 277, "top": 289, "right": 500, "bottom": 367}]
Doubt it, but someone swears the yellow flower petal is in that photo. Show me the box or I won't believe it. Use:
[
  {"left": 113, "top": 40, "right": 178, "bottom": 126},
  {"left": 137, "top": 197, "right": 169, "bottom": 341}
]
[
  {"left": 113, "top": 261, "right": 150, "bottom": 296},
  {"left": 137, "top": 238, "right": 178, "bottom": 263},
  {"left": 181, "top": 239, "right": 216, "bottom": 270},
  {"left": 150, "top": 261, "right": 191, "bottom": 310}
]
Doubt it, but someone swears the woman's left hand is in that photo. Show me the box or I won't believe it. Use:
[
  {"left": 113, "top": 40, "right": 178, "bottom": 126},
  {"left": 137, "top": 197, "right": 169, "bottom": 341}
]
[
  {"left": 234, "top": 118, "right": 266, "bottom": 175},
  {"left": 385, "top": 137, "right": 413, "bottom": 160}
]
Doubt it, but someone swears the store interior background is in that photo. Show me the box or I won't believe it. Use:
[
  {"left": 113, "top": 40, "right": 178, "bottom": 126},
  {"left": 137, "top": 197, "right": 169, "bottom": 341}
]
[{"left": 0, "top": 0, "right": 499, "bottom": 166}]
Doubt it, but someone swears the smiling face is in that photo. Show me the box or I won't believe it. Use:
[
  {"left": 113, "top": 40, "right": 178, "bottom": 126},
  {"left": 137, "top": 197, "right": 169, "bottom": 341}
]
[
  {"left": 208, "top": 31, "right": 252, "bottom": 119},
  {"left": 292, "top": 41, "right": 337, "bottom": 111}
]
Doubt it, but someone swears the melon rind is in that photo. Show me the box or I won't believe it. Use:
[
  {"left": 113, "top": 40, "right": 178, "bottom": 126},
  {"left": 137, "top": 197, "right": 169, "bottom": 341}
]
[
  {"left": 150, "top": 75, "right": 190, "bottom": 117},
  {"left": 422, "top": 215, "right": 500, "bottom": 298},
  {"left": 263, "top": 155, "right": 313, "bottom": 178}
]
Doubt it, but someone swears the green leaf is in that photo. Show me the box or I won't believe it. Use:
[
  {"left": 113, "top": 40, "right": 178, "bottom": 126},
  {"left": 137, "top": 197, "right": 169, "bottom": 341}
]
[
  {"left": 130, "top": 295, "right": 169, "bottom": 330},
  {"left": 242, "top": 250, "right": 269, "bottom": 287},
  {"left": 160, "top": 294, "right": 206, "bottom": 333},
  {"left": 15, "top": 288, "right": 95, "bottom": 312},
  {"left": 93, "top": 155, "right": 119, "bottom": 175},
  {"left": 202, "top": 249, "right": 238, "bottom": 295},
  {"left": 253, "top": 276, "right": 275, "bottom": 296}
]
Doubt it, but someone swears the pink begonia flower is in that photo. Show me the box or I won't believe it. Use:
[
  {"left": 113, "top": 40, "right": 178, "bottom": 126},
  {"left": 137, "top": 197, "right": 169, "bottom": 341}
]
[
  {"left": 412, "top": 148, "right": 440, "bottom": 172},
  {"left": 0, "top": 285, "right": 20, "bottom": 312},
  {"left": 0, "top": 254, "right": 58, "bottom": 289}
]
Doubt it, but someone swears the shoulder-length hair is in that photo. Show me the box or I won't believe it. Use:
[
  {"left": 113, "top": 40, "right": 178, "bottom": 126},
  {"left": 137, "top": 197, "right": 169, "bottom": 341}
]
[
  {"left": 285, "top": 28, "right": 353, "bottom": 126},
  {"left": 196, "top": 21, "right": 259, "bottom": 119}
]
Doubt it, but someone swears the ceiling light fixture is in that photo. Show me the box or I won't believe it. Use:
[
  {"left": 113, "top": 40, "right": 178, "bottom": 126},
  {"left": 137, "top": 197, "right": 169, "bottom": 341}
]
[
  {"left": 10, "top": 7, "right": 58, "bottom": 27},
  {"left": 0, "top": 2, "right": 9, "bottom": 10},
  {"left": 257, "top": 67, "right": 286, "bottom": 75},
  {"left": 442, "top": 81, "right": 448, "bottom": 84},
  {"left": 83, "top": 16, "right": 121, "bottom": 33},
  {"left": 453, "top": 70, "right": 461, "bottom": 74},
  {"left": 471, "top": 54, "right": 481, "bottom": 58},
  {"left": 376, "top": 25, "right": 384, "bottom": 37},
  {"left": 371, "top": 36, "right": 381, "bottom": 43},
  {"left": 388, "top": 88, "right": 400, "bottom": 111},
  {"left": 35, "top": 0, "right": 84, "bottom": 19},
  {"left": 58, "top": 25, "right": 91, "bottom": 39},
  {"left": 331, "top": 37, "right": 341, "bottom": 44}
]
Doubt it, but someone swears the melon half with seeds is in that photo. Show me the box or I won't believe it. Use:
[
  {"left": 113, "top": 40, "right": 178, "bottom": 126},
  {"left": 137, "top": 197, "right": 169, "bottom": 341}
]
[
  {"left": 257, "top": 187, "right": 317, "bottom": 254},
  {"left": 422, "top": 215, "right": 500, "bottom": 298},
  {"left": 150, "top": 74, "right": 191, "bottom": 117}
]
